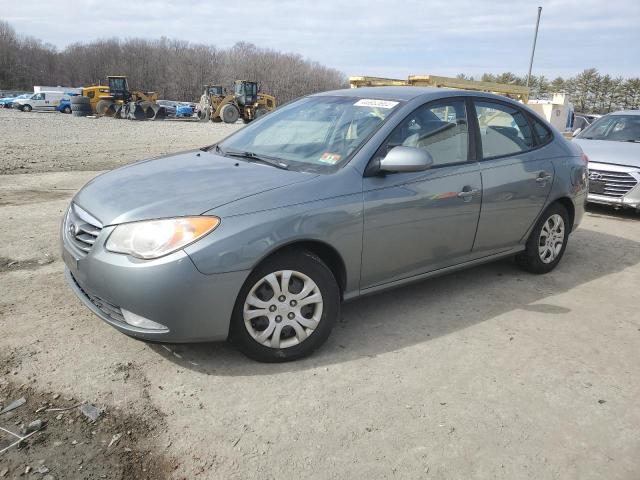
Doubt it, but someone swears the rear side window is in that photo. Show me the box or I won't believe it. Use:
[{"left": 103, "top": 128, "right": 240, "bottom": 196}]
[
  {"left": 475, "top": 101, "right": 534, "bottom": 159},
  {"left": 531, "top": 117, "right": 553, "bottom": 145}
]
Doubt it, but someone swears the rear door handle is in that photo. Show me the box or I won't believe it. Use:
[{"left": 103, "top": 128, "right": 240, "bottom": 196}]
[{"left": 536, "top": 172, "right": 552, "bottom": 183}]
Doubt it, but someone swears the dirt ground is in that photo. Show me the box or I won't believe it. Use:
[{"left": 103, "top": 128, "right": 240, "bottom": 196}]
[{"left": 1, "top": 107, "right": 639, "bottom": 479}]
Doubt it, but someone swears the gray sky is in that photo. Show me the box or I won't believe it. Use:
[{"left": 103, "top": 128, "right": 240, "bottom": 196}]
[{"left": 2, "top": 0, "right": 639, "bottom": 79}]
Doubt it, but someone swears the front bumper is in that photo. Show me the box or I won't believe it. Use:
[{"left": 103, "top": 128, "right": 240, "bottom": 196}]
[
  {"left": 587, "top": 162, "right": 640, "bottom": 209},
  {"left": 61, "top": 215, "right": 249, "bottom": 343}
]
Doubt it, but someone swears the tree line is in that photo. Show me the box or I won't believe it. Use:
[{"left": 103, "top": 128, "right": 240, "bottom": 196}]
[
  {"left": 457, "top": 69, "right": 640, "bottom": 114},
  {"left": 0, "top": 20, "right": 346, "bottom": 104}
]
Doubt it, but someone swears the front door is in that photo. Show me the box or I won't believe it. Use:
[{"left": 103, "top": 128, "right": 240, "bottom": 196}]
[
  {"left": 361, "top": 98, "right": 482, "bottom": 289},
  {"left": 471, "top": 99, "right": 554, "bottom": 253}
]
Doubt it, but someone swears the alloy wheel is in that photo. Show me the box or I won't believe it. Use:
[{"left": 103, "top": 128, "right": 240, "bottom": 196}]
[{"left": 538, "top": 214, "right": 565, "bottom": 264}]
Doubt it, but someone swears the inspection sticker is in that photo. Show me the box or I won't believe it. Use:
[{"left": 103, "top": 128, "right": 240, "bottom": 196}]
[
  {"left": 354, "top": 99, "right": 399, "bottom": 109},
  {"left": 318, "top": 152, "right": 342, "bottom": 164}
]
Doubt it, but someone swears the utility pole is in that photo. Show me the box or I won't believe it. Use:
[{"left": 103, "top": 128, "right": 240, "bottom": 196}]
[{"left": 526, "top": 6, "right": 543, "bottom": 88}]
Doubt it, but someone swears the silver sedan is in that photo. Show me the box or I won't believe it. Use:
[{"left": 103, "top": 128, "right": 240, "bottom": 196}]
[
  {"left": 573, "top": 110, "right": 640, "bottom": 211},
  {"left": 62, "top": 87, "right": 587, "bottom": 361}
]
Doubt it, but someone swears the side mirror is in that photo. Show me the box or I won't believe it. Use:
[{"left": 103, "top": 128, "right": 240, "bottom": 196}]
[
  {"left": 379, "top": 146, "right": 434, "bottom": 173},
  {"left": 572, "top": 128, "right": 582, "bottom": 137}
]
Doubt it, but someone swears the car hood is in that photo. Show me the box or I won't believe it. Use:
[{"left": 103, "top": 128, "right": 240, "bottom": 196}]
[
  {"left": 573, "top": 138, "right": 640, "bottom": 168},
  {"left": 74, "top": 150, "right": 319, "bottom": 225}
]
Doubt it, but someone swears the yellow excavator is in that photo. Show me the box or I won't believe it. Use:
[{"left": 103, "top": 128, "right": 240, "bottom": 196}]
[
  {"left": 86, "top": 76, "right": 165, "bottom": 120},
  {"left": 198, "top": 80, "right": 276, "bottom": 124}
]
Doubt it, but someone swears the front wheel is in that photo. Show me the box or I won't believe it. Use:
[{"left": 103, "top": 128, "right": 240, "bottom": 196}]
[
  {"left": 230, "top": 250, "right": 340, "bottom": 362},
  {"left": 22, "top": 104, "right": 32, "bottom": 112},
  {"left": 516, "top": 203, "right": 570, "bottom": 274}
]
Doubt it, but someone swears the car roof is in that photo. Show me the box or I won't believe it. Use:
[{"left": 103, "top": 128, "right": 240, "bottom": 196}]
[
  {"left": 312, "top": 86, "right": 522, "bottom": 104},
  {"left": 607, "top": 110, "right": 640, "bottom": 116}
]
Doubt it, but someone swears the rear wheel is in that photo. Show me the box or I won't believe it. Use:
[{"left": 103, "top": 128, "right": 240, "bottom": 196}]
[
  {"left": 230, "top": 250, "right": 340, "bottom": 362},
  {"left": 96, "top": 99, "right": 115, "bottom": 116},
  {"left": 62, "top": 105, "right": 72, "bottom": 114},
  {"left": 516, "top": 203, "right": 570, "bottom": 274}
]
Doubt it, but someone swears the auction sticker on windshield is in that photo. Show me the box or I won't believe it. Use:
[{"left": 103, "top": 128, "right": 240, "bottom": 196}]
[
  {"left": 353, "top": 99, "right": 399, "bottom": 109},
  {"left": 318, "top": 152, "right": 342, "bottom": 164}
]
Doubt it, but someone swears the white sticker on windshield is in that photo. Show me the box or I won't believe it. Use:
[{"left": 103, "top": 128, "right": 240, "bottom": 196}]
[{"left": 353, "top": 99, "right": 399, "bottom": 109}]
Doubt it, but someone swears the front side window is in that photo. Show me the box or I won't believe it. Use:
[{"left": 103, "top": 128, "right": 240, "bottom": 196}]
[
  {"left": 376, "top": 99, "right": 469, "bottom": 167},
  {"left": 219, "top": 96, "right": 401, "bottom": 170},
  {"left": 577, "top": 115, "right": 640, "bottom": 143},
  {"left": 32, "top": 93, "right": 44, "bottom": 100},
  {"left": 475, "top": 101, "right": 534, "bottom": 158}
]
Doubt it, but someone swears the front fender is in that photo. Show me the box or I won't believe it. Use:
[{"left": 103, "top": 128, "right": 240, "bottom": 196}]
[{"left": 184, "top": 194, "right": 364, "bottom": 296}]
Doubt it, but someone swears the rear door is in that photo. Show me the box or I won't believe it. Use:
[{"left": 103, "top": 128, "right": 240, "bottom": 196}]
[{"left": 471, "top": 99, "right": 554, "bottom": 253}]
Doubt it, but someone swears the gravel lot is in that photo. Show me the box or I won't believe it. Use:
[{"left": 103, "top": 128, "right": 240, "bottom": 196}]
[{"left": 1, "top": 107, "right": 639, "bottom": 479}]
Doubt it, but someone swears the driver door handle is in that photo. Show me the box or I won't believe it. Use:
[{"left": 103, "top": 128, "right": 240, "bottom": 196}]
[{"left": 458, "top": 186, "right": 479, "bottom": 201}]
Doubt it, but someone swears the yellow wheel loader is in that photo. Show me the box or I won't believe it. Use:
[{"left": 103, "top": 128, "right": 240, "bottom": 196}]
[
  {"left": 198, "top": 80, "right": 276, "bottom": 124},
  {"left": 91, "top": 76, "right": 165, "bottom": 120}
]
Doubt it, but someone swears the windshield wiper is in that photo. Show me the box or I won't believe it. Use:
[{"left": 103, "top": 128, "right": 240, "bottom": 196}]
[{"left": 222, "top": 149, "right": 289, "bottom": 170}]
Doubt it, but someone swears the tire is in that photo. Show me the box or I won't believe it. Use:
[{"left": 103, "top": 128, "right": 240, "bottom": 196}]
[
  {"left": 63, "top": 105, "right": 72, "bottom": 114},
  {"left": 516, "top": 202, "right": 570, "bottom": 274},
  {"left": 22, "top": 104, "right": 32, "bottom": 112},
  {"left": 152, "top": 105, "right": 166, "bottom": 120},
  {"left": 220, "top": 103, "right": 239, "bottom": 124},
  {"left": 254, "top": 106, "right": 268, "bottom": 119},
  {"left": 197, "top": 106, "right": 210, "bottom": 122},
  {"left": 96, "top": 99, "right": 115, "bottom": 116},
  {"left": 230, "top": 249, "right": 340, "bottom": 362},
  {"left": 70, "top": 96, "right": 90, "bottom": 105}
]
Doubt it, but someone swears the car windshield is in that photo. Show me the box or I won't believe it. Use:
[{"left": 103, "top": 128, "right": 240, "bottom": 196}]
[
  {"left": 218, "top": 95, "right": 402, "bottom": 170},
  {"left": 578, "top": 115, "right": 640, "bottom": 142}
]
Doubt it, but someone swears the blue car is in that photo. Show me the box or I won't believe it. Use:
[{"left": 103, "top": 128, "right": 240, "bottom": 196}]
[
  {"left": 176, "top": 103, "right": 195, "bottom": 118},
  {"left": 7, "top": 93, "right": 31, "bottom": 108},
  {"left": 0, "top": 95, "right": 17, "bottom": 108},
  {"left": 57, "top": 99, "right": 73, "bottom": 114}
]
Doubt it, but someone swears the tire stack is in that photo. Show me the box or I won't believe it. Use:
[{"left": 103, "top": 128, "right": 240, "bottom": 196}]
[{"left": 71, "top": 96, "right": 92, "bottom": 117}]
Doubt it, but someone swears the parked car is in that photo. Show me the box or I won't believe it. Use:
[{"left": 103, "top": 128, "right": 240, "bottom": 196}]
[
  {"left": 156, "top": 100, "right": 177, "bottom": 117},
  {"left": 14, "top": 91, "right": 69, "bottom": 112},
  {"left": 0, "top": 94, "right": 16, "bottom": 108},
  {"left": 573, "top": 110, "right": 640, "bottom": 211},
  {"left": 56, "top": 97, "right": 75, "bottom": 114},
  {"left": 176, "top": 102, "right": 195, "bottom": 118},
  {"left": 61, "top": 87, "right": 587, "bottom": 361},
  {"left": 7, "top": 93, "right": 31, "bottom": 108}
]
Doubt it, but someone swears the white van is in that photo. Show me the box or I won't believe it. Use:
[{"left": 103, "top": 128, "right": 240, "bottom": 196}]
[{"left": 14, "top": 91, "right": 68, "bottom": 112}]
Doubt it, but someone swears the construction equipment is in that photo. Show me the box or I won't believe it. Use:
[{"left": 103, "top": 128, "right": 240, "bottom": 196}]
[
  {"left": 198, "top": 80, "right": 276, "bottom": 124},
  {"left": 89, "top": 76, "right": 165, "bottom": 120},
  {"left": 349, "top": 74, "right": 531, "bottom": 103}
]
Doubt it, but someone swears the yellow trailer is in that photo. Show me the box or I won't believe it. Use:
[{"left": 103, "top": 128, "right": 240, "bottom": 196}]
[{"left": 349, "top": 74, "right": 530, "bottom": 103}]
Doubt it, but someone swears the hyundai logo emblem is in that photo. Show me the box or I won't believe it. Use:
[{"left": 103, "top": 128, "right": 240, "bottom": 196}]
[
  {"left": 589, "top": 172, "right": 604, "bottom": 181},
  {"left": 68, "top": 222, "right": 78, "bottom": 236}
]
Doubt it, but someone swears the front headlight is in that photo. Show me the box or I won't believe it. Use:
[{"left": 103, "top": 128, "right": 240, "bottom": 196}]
[{"left": 105, "top": 216, "right": 220, "bottom": 259}]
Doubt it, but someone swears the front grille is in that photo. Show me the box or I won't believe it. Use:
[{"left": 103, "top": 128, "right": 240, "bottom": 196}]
[
  {"left": 65, "top": 204, "right": 103, "bottom": 256},
  {"left": 589, "top": 169, "right": 638, "bottom": 197},
  {"left": 70, "top": 272, "right": 125, "bottom": 324}
]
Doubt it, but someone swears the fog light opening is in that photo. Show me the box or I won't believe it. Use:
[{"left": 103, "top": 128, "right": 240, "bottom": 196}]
[{"left": 121, "top": 309, "right": 168, "bottom": 331}]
